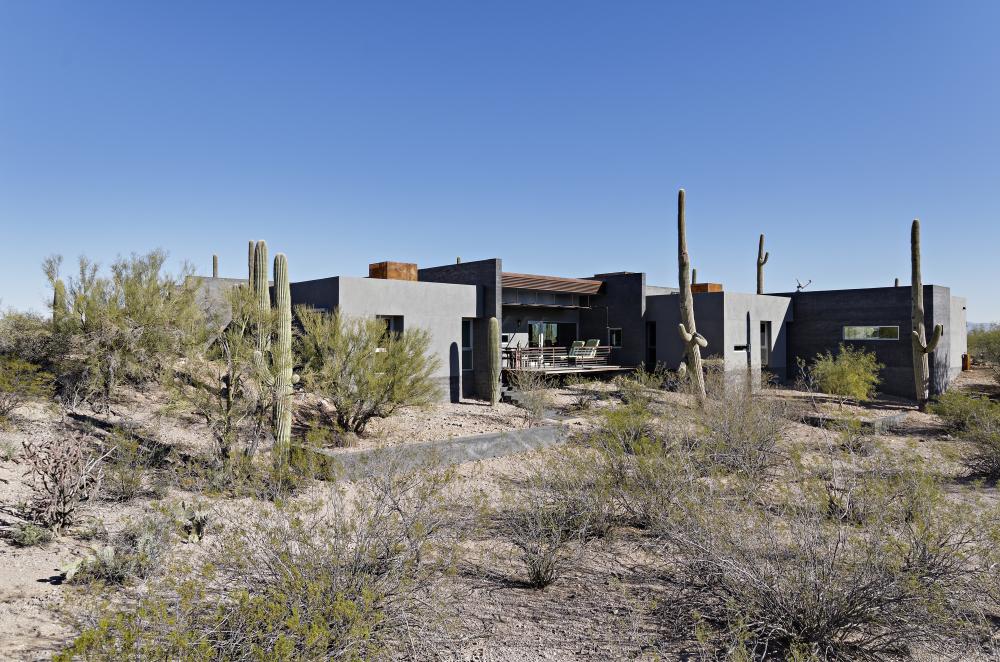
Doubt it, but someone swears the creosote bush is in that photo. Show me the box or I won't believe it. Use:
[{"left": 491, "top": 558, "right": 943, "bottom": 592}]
[
  {"left": 297, "top": 307, "right": 440, "bottom": 435},
  {"left": 932, "top": 391, "right": 1000, "bottom": 478},
  {"left": 698, "top": 380, "right": 787, "bottom": 481},
  {"left": 58, "top": 451, "right": 461, "bottom": 660},
  {"left": 663, "top": 456, "right": 999, "bottom": 660},
  {"left": 507, "top": 369, "right": 554, "bottom": 424}
]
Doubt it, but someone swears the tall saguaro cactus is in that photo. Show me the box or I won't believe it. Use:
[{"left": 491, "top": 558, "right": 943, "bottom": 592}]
[
  {"left": 248, "top": 240, "right": 256, "bottom": 284},
  {"left": 677, "top": 189, "right": 707, "bottom": 405},
  {"left": 251, "top": 240, "right": 270, "bottom": 351},
  {"left": 212, "top": 254, "right": 219, "bottom": 278},
  {"left": 756, "top": 234, "right": 769, "bottom": 295},
  {"left": 52, "top": 279, "right": 67, "bottom": 327},
  {"left": 272, "top": 253, "right": 293, "bottom": 464},
  {"left": 910, "top": 219, "right": 943, "bottom": 411},
  {"left": 691, "top": 268, "right": 697, "bottom": 285},
  {"left": 488, "top": 317, "right": 501, "bottom": 405}
]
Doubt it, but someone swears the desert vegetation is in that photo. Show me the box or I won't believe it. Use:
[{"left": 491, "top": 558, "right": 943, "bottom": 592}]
[{"left": 1, "top": 247, "right": 998, "bottom": 661}]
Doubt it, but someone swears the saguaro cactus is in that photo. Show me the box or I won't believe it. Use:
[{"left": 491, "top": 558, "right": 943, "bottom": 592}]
[
  {"left": 676, "top": 189, "right": 707, "bottom": 405},
  {"left": 910, "top": 219, "right": 943, "bottom": 411},
  {"left": 488, "top": 317, "right": 501, "bottom": 405},
  {"left": 756, "top": 233, "right": 769, "bottom": 295},
  {"left": 895, "top": 277, "right": 900, "bottom": 287},
  {"left": 248, "top": 240, "right": 255, "bottom": 284},
  {"left": 251, "top": 241, "right": 271, "bottom": 363},
  {"left": 52, "top": 279, "right": 67, "bottom": 327},
  {"left": 272, "top": 253, "right": 293, "bottom": 463},
  {"left": 213, "top": 254, "right": 219, "bottom": 278},
  {"left": 691, "top": 268, "right": 697, "bottom": 285}
]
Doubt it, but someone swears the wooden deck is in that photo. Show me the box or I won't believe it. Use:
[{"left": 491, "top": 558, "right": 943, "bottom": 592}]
[{"left": 502, "top": 364, "right": 634, "bottom": 376}]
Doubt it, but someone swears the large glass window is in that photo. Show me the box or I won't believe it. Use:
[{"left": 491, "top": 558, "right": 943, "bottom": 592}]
[
  {"left": 461, "top": 319, "right": 473, "bottom": 370},
  {"left": 529, "top": 321, "right": 558, "bottom": 347},
  {"left": 843, "top": 326, "right": 899, "bottom": 341}
]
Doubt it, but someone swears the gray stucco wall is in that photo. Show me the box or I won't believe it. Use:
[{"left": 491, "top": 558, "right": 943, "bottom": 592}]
[
  {"left": 720, "top": 293, "right": 793, "bottom": 382},
  {"left": 644, "top": 292, "right": 726, "bottom": 370},
  {"left": 290, "top": 276, "right": 479, "bottom": 402},
  {"left": 418, "top": 259, "right": 500, "bottom": 398}
]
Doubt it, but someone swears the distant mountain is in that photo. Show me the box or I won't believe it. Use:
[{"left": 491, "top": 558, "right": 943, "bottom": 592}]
[{"left": 968, "top": 322, "right": 998, "bottom": 332}]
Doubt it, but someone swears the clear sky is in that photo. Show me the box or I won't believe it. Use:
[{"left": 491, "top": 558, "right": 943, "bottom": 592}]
[{"left": 2, "top": 2, "right": 998, "bottom": 320}]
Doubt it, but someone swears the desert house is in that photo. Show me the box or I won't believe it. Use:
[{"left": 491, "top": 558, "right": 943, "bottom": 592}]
[{"left": 199, "top": 258, "right": 967, "bottom": 403}]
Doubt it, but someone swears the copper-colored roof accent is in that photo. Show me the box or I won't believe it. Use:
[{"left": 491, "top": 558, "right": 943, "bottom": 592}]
[{"left": 501, "top": 272, "right": 603, "bottom": 294}]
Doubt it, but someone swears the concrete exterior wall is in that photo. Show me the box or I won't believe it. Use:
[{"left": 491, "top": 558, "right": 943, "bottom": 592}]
[
  {"left": 418, "top": 259, "right": 500, "bottom": 398},
  {"left": 720, "top": 293, "right": 793, "bottom": 381},
  {"left": 781, "top": 285, "right": 965, "bottom": 399},
  {"left": 644, "top": 292, "right": 726, "bottom": 370},
  {"left": 289, "top": 276, "right": 479, "bottom": 402},
  {"left": 581, "top": 272, "right": 647, "bottom": 366}
]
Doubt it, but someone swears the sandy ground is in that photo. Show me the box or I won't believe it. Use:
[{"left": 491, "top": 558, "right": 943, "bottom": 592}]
[{"left": 1, "top": 369, "right": 997, "bottom": 660}]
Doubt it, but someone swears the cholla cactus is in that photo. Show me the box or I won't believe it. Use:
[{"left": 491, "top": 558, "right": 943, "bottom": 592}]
[
  {"left": 757, "top": 233, "right": 769, "bottom": 294},
  {"left": 175, "top": 501, "right": 210, "bottom": 543},
  {"left": 272, "top": 253, "right": 293, "bottom": 462},
  {"left": 488, "top": 317, "right": 501, "bottom": 405},
  {"left": 910, "top": 219, "right": 943, "bottom": 410},
  {"left": 677, "top": 189, "right": 707, "bottom": 405}
]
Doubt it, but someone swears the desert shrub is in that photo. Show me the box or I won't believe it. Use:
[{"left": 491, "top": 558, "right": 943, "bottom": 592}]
[
  {"left": 808, "top": 344, "right": 882, "bottom": 404},
  {"left": 507, "top": 369, "right": 554, "bottom": 424},
  {"left": 968, "top": 324, "right": 1000, "bottom": 379},
  {"left": 59, "top": 452, "right": 461, "bottom": 660},
  {"left": 66, "top": 513, "right": 173, "bottom": 584},
  {"left": 829, "top": 417, "right": 877, "bottom": 456},
  {"left": 931, "top": 390, "right": 1000, "bottom": 432},
  {"left": 0, "top": 356, "right": 54, "bottom": 423},
  {"left": 22, "top": 431, "right": 110, "bottom": 532},
  {"left": 46, "top": 251, "right": 204, "bottom": 410},
  {"left": 102, "top": 427, "right": 166, "bottom": 501},
  {"left": 0, "top": 438, "right": 18, "bottom": 461},
  {"left": 562, "top": 376, "right": 603, "bottom": 412},
  {"left": 171, "top": 286, "right": 275, "bottom": 463},
  {"left": 698, "top": 382, "right": 787, "bottom": 480},
  {"left": 614, "top": 364, "right": 669, "bottom": 405},
  {"left": 493, "top": 469, "right": 593, "bottom": 588},
  {"left": 0, "top": 310, "right": 64, "bottom": 366},
  {"left": 962, "top": 417, "right": 1000, "bottom": 478},
  {"left": 10, "top": 522, "right": 54, "bottom": 547},
  {"left": 665, "top": 468, "right": 995, "bottom": 660},
  {"left": 586, "top": 402, "right": 702, "bottom": 530},
  {"left": 297, "top": 307, "right": 440, "bottom": 435}
]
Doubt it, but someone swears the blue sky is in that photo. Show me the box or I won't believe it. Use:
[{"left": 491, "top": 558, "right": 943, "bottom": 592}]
[{"left": 2, "top": 2, "right": 998, "bottom": 320}]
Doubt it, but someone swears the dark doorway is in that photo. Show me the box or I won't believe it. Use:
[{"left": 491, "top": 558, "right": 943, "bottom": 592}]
[{"left": 645, "top": 321, "right": 657, "bottom": 368}]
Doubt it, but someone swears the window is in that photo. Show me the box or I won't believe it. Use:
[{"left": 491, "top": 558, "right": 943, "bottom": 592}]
[
  {"left": 760, "top": 321, "right": 772, "bottom": 367},
  {"left": 843, "top": 325, "right": 899, "bottom": 341},
  {"left": 609, "top": 328, "right": 623, "bottom": 348},
  {"left": 461, "top": 319, "right": 473, "bottom": 370},
  {"left": 377, "top": 315, "right": 404, "bottom": 336}
]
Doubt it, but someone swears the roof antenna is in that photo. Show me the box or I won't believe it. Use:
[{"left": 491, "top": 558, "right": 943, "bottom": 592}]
[{"left": 795, "top": 278, "right": 812, "bottom": 292}]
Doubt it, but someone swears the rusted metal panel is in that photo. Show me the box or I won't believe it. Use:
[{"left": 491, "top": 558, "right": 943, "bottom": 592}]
[{"left": 501, "top": 271, "right": 603, "bottom": 294}]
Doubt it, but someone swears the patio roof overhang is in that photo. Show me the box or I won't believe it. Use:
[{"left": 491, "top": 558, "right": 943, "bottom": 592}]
[{"left": 501, "top": 272, "right": 603, "bottom": 294}]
